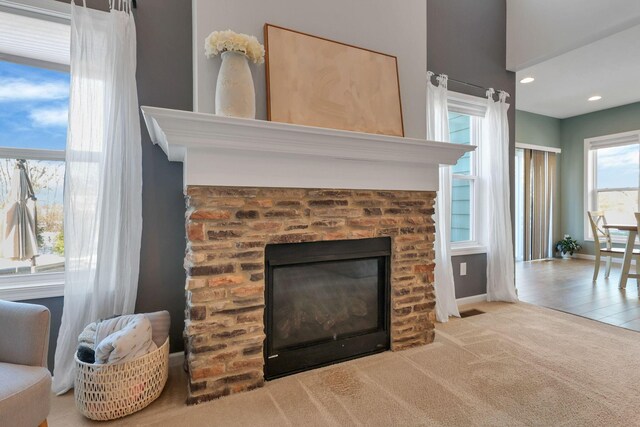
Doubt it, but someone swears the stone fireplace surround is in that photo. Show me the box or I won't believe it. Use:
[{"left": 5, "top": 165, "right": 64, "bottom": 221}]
[
  {"left": 184, "top": 185, "right": 436, "bottom": 403},
  {"left": 140, "top": 106, "right": 473, "bottom": 404}
]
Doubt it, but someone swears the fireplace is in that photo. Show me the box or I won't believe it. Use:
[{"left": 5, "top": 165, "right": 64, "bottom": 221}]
[
  {"left": 179, "top": 186, "right": 439, "bottom": 404},
  {"left": 264, "top": 237, "right": 391, "bottom": 379},
  {"left": 140, "top": 106, "right": 473, "bottom": 404}
]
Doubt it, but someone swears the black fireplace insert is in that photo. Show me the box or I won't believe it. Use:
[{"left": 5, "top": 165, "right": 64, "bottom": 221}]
[{"left": 264, "top": 237, "right": 391, "bottom": 379}]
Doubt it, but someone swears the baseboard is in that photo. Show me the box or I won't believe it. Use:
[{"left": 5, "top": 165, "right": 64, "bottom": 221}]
[
  {"left": 169, "top": 351, "right": 184, "bottom": 367},
  {"left": 456, "top": 293, "right": 487, "bottom": 306},
  {"left": 574, "top": 253, "right": 637, "bottom": 266}
]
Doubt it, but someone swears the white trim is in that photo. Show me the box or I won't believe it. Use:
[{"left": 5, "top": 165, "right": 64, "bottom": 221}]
[
  {"left": 448, "top": 91, "right": 487, "bottom": 117},
  {"left": 583, "top": 139, "right": 591, "bottom": 241},
  {"left": 451, "top": 245, "right": 487, "bottom": 256},
  {"left": 0, "top": 0, "right": 70, "bottom": 22},
  {"left": 140, "top": 106, "right": 474, "bottom": 191},
  {"left": 574, "top": 253, "right": 637, "bottom": 266},
  {"left": 583, "top": 131, "right": 640, "bottom": 241},
  {"left": 0, "top": 273, "right": 64, "bottom": 301},
  {"left": 585, "top": 129, "right": 640, "bottom": 149},
  {"left": 0, "top": 147, "right": 65, "bottom": 161},
  {"left": 169, "top": 351, "right": 184, "bottom": 368},
  {"left": 515, "top": 142, "right": 561, "bottom": 154},
  {"left": 0, "top": 52, "right": 69, "bottom": 73},
  {"left": 449, "top": 111, "right": 483, "bottom": 247},
  {"left": 456, "top": 293, "right": 487, "bottom": 306}
]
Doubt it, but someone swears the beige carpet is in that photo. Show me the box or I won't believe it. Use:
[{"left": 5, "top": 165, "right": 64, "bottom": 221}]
[{"left": 49, "top": 302, "right": 640, "bottom": 426}]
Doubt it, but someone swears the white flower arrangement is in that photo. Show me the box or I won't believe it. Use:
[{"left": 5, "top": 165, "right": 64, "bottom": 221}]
[{"left": 204, "top": 30, "right": 265, "bottom": 64}]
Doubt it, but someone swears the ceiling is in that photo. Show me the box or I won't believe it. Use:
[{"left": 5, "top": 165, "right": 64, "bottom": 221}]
[{"left": 507, "top": 0, "right": 640, "bottom": 119}]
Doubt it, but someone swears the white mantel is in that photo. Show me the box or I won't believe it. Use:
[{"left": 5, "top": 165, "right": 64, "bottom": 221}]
[{"left": 140, "top": 106, "right": 474, "bottom": 191}]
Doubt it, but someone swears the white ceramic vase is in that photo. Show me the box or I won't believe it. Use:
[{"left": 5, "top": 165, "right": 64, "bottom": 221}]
[{"left": 215, "top": 51, "right": 256, "bottom": 119}]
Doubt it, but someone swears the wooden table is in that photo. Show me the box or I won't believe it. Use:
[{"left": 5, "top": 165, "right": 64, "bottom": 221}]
[{"left": 603, "top": 224, "right": 638, "bottom": 288}]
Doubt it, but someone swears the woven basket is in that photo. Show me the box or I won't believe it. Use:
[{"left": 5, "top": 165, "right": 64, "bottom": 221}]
[{"left": 74, "top": 338, "right": 169, "bottom": 421}]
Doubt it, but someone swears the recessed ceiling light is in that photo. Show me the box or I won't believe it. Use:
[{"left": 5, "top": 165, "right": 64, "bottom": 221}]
[
  {"left": 520, "top": 77, "right": 535, "bottom": 84},
  {"left": 588, "top": 95, "right": 602, "bottom": 101}
]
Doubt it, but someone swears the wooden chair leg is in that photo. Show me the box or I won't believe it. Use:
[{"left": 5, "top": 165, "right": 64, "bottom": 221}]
[
  {"left": 38, "top": 420, "right": 48, "bottom": 427},
  {"left": 593, "top": 253, "right": 600, "bottom": 281},
  {"left": 605, "top": 256, "right": 612, "bottom": 278}
]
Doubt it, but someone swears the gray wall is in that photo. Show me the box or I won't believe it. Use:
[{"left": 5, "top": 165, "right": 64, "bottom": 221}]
[
  {"left": 428, "top": 0, "right": 515, "bottom": 298},
  {"left": 192, "top": 0, "right": 427, "bottom": 139},
  {"left": 559, "top": 101, "right": 640, "bottom": 255},
  {"left": 133, "top": 0, "right": 190, "bottom": 357},
  {"left": 452, "top": 254, "right": 488, "bottom": 299},
  {"left": 25, "top": 0, "right": 191, "bottom": 371}
]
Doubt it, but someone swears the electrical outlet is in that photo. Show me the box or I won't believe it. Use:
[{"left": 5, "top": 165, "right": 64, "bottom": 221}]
[{"left": 460, "top": 262, "right": 467, "bottom": 276}]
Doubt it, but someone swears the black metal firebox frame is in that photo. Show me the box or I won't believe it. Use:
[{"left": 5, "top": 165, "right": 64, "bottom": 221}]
[{"left": 264, "top": 237, "right": 391, "bottom": 380}]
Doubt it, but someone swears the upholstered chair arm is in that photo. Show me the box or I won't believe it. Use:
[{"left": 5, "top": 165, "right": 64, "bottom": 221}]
[{"left": 0, "top": 300, "right": 50, "bottom": 368}]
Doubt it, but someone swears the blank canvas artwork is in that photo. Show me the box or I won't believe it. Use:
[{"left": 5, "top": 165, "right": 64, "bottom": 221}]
[{"left": 265, "top": 24, "right": 404, "bottom": 137}]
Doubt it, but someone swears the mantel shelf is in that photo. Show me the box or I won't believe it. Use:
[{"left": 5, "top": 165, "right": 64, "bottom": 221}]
[{"left": 140, "top": 106, "right": 474, "bottom": 191}]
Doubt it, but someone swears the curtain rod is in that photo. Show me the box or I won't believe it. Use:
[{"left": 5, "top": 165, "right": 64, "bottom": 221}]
[
  {"left": 447, "top": 77, "right": 488, "bottom": 92},
  {"left": 428, "top": 71, "right": 509, "bottom": 97}
]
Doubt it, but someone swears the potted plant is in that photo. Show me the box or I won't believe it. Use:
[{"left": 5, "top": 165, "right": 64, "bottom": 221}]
[{"left": 556, "top": 235, "right": 581, "bottom": 259}]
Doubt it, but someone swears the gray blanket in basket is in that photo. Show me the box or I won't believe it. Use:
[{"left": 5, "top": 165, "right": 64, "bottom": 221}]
[{"left": 94, "top": 314, "right": 157, "bottom": 365}]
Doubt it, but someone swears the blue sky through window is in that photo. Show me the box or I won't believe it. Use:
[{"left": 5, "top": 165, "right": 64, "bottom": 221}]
[
  {"left": 0, "top": 60, "right": 68, "bottom": 150},
  {"left": 596, "top": 144, "right": 639, "bottom": 189}
]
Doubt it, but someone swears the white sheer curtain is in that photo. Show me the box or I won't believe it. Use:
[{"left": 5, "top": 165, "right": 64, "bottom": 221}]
[
  {"left": 53, "top": 0, "right": 142, "bottom": 394},
  {"left": 426, "top": 72, "right": 460, "bottom": 322},
  {"left": 480, "top": 89, "right": 518, "bottom": 302}
]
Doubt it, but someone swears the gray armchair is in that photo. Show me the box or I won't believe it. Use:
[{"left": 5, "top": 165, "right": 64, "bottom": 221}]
[{"left": 0, "top": 300, "right": 51, "bottom": 427}]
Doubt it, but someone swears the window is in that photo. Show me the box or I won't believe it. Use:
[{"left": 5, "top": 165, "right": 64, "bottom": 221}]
[
  {"left": 0, "top": 3, "right": 70, "bottom": 300},
  {"left": 584, "top": 130, "right": 640, "bottom": 241},
  {"left": 448, "top": 112, "right": 477, "bottom": 242},
  {"left": 447, "top": 92, "right": 486, "bottom": 254}
]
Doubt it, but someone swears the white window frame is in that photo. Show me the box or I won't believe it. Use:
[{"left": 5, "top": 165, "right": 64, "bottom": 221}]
[
  {"left": 583, "top": 129, "right": 640, "bottom": 243},
  {"left": 447, "top": 91, "right": 487, "bottom": 256},
  {"left": 0, "top": 148, "right": 66, "bottom": 301},
  {"left": 0, "top": 1, "right": 70, "bottom": 300}
]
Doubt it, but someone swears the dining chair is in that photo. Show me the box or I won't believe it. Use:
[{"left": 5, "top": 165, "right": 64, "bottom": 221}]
[{"left": 587, "top": 211, "right": 639, "bottom": 281}]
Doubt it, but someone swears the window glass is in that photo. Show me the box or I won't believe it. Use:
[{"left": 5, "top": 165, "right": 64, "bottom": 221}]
[
  {"left": 596, "top": 144, "right": 639, "bottom": 189},
  {"left": 448, "top": 110, "right": 477, "bottom": 244},
  {"left": 451, "top": 178, "right": 472, "bottom": 242},
  {"left": 0, "top": 60, "right": 69, "bottom": 150},
  {"left": 0, "top": 60, "right": 67, "bottom": 276},
  {"left": 596, "top": 190, "right": 638, "bottom": 229},
  {"left": 0, "top": 158, "right": 65, "bottom": 275},
  {"left": 448, "top": 112, "right": 471, "bottom": 175}
]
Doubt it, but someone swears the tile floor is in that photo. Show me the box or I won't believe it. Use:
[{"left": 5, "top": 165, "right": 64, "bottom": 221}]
[{"left": 517, "top": 258, "right": 640, "bottom": 331}]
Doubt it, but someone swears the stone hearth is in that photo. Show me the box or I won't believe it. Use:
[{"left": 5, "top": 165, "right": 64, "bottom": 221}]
[{"left": 184, "top": 186, "right": 436, "bottom": 404}]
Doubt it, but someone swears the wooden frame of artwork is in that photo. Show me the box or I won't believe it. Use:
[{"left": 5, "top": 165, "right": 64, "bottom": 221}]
[{"left": 264, "top": 24, "right": 404, "bottom": 137}]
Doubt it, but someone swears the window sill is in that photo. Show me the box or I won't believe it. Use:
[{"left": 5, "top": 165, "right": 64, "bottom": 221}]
[
  {"left": 451, "top": 245, "right": 487, "bottom": 256},
  {"left": 0, "top": 274, "right": 64, "bottom": 301},
  {"left": 583, "top": 237, "right": 635, "bottom": 246}
]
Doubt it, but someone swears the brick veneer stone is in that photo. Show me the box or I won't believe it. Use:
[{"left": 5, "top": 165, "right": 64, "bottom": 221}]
[{"left": 184, "top": 186, "right": 437, "bottom": 404}]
